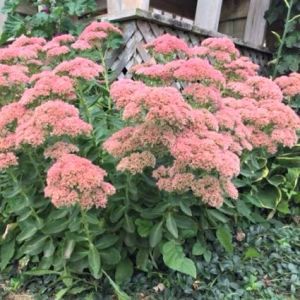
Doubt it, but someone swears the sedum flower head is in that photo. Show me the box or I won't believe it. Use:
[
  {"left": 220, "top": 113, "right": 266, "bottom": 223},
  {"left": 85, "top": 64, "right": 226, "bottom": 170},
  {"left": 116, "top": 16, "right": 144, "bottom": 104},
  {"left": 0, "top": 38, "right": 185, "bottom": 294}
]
[{"left": 45, "top": 154, "right": 115, "bottom": 209}]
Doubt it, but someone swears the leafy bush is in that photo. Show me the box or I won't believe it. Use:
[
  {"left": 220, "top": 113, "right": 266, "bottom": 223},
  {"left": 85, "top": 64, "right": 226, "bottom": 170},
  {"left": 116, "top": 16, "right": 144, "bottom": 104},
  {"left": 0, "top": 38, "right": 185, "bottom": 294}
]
[
  {"left": 2, "top": 224, "right": 299, "bottom": 299},
  {"left": 0, "top": 0, "right": 98, "bottom": 43},
  {"left": 0, "top": 21, "right": 299, "bottom": 299},
  {"left": 266, "top": 0, "right": 300, "bottom": 77},
  {"left": 123, "top": 225, "right": 300, "bottom": 300}
]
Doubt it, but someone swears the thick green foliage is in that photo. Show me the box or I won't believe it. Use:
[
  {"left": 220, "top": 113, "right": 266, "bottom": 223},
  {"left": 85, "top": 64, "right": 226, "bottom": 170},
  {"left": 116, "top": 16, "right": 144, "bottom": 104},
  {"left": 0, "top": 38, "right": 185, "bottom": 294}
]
[
  {"left": 0, "top": 0, "right": 97, "bottom": 43},
  {"left": 1, "top": 225, "right": 299, "bottom": 299},
  {"left": 266, "top": 0, "right": 300, "bottom": 76}
]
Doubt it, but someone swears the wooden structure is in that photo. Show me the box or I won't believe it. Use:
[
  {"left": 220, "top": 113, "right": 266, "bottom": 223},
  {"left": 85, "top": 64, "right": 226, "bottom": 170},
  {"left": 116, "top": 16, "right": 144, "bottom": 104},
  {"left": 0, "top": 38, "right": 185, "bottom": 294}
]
[
  {"left": 102, "top": 0, "right": 271, "bottom": 47},
  {"left": 0, "top": 0, "right": 273, "bottom": 79},
  {"left": 0, "top": 0, "right": 271, "bottom": 47},
  {"left": 103, "top": 10, "right": 271, "bottom": 80}
]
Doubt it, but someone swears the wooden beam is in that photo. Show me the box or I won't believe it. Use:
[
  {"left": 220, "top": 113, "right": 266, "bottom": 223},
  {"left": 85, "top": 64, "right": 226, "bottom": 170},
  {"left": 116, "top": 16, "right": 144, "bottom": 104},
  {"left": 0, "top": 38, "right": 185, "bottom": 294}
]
[
  {"left": 150, "top": 0, "right": 197, "bottom": 20},
  {"left": 107, "top": 0, "right": 150, "bottom": 14},
  {"left": 194, "top": 0, "right": 223, "bottom": 31},
  {"left": 244, "top": 0, "right": 270, "bottom": 46}
]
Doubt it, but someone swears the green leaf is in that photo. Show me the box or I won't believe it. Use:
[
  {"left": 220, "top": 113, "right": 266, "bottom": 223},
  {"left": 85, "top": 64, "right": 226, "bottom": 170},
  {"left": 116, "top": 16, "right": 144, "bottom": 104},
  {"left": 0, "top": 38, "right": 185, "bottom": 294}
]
[
  {"left": 166, "top": 213, "right": 178, "bottom": 238},
  {"left": 103, "top": 270, "right": 131, "bottom": 300},
  {"left": 253, "top": 185, "right": 281, "bottom": 209},
  {"left": 24, "top": 269, "right": 61, "bottom": 276},
  {"left": 110, "top": 206, "right": 126, "bottom": 223},
  {"left": 267, "top": 175, "right": 286, "bottom": 186},
  {"left": 100, "top": 247, "right": 121, "bottom": 265},
  {"left": 207, "top": 209, "right": 229, "bottom": 223},
  {"left": 135, "top": 219, "right": 153, "bottom": 237},
  {"left": 276, "top": 157, "right": 300, "bottom": 168},
  {"left": 115, "top": 258, "right": 133, "bottom": 284},
  {"left": 88, "top": 243, "right": 101, "bottom": 278},
  {"left": 179, "top": 201, "right": 192, "bottom": 216},
  {"left": 23, "top": 236, "right": 48, "bottom": 255},
  {"left": 204, "top": 250, "right": 212, "bottom": 263},
  {"left": 95, "top": 234, "right": 119, "bottom": 249},
  {"left": 162, "top": 240, "right": 196, "bottom": 278},
  {"left": 55, "top": 288, "right": 69, "bottom": 300},
  {"left": 277, "top": 201, "right": 290, "bottom": 214},
  {"left": 216, "top": 226, "right": 233, "bottom": 253},
  {"left": 192, "top": 242, "right": 206, "bottom": 256},
  {"left": 17, "top": 224, "right": 38, "bottom": 242},
  {"left": 42, "top": 218, "right": 70, "bottom": 235},
  {"left": 123, "top": 214, "right": 135, "bottom": 233},
  {"left": 0, "top": 239, "right": 15, "bottom": 270},
  {"left": 149, "top": 221, "right": 163, "bottom": 248},
  {"left": 237, "top": 201, "right": 251, "bottom": 218},
  {"left": 136, "top": 249, "right": 148, "bottom": 271},
  {"left": 244, "top": 247, "right": 260, "bottom": 259},
  {"left": 64, "top": 239, "right": 75, "bottom": 259}
]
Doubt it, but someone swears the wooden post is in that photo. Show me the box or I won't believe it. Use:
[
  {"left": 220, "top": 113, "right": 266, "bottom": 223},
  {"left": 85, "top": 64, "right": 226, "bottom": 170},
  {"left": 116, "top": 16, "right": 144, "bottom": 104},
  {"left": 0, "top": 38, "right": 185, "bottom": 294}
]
[
  {"left": 194, "top": 0, "right": 223, "bottom": 31},
  {"left": 244, "top": 0, "right": 271, "bottom": 46},
  {"left": 107, "top": 0, "right": 150, "bottom": 14},
  {"left": 0, "top": 0, "right": 6, "bottom": 34}
]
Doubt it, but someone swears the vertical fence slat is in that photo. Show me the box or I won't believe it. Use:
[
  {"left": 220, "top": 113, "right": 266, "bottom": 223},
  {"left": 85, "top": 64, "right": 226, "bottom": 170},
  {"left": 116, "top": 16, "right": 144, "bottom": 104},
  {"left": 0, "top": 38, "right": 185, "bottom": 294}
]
[
  {"left": 244, "top": 0, "right": 271, "bottom": 46},
  {"left": 107, "top": 0, "right": 150, "bottom": 14},
  {"left": 194, "top": 0, "right": 223, "bottom": 31}
]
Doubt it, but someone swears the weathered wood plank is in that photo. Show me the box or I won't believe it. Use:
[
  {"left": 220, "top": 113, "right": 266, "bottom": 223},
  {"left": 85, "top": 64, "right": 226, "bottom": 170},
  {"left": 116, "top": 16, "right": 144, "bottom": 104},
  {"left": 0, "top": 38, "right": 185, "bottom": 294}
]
[
  {"left": 137, "top": 20, "right": 155, "bottom": 43},
  {"left": 220, "top": 0, "right": 250, "bottom": 21},
  {"left": 244, "top": 0, "right": 271, "bottom": 46},
  {"left": 107, "top": 0, "right": 150, "bottom": 14},
  {"left": 149, "top": 22, "right": 164, "bottom": 37},
  {"left": 194, "top": 0, "right": 223, "bottom": 31},
  {"left": 150, "top": 0, "right": 197, "bottom": 20},
  {"left": 137, "top": 42, "right": 152, "bottom": 61}
]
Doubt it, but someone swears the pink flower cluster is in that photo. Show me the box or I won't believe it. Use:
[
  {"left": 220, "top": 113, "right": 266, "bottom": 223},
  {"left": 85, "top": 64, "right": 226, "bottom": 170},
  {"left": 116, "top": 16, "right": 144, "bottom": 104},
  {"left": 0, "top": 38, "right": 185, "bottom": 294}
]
[
  {"left": 275, "top": 72, "right": 300, "bottom": 97},
  {"left": 0, "top": 64, "right": 29, "bottom": 86},
  {"left": 21, "top": 73, "right": 76, "bottom": 106},
  {"left": 72, "top": 21, "right": 122, "bottom": 50},
  {"left": 0, "top": 21, "right": 117, "bottom": 209},
  {"left": 0, "top": 35, "right": 45, "bottom": 63},
  {"left": 0, "top": 152, "right": 18, "bottom": 170},
  {"left": 16, "top": 100, "right": 92, "bottom": 147},
  {"left": 105, "top": 34, "right": 300, "bottom": 208},
  {"left": 44, "top": 142, "right": 79, "bottom": 160},
  {"left": 45, "top": 154, "right": 115, "bottom": 208},
  {"left": 146, "top": 34, "right": 189, "bottom": 56},
  {"left": 190, "top": 37, "right": 239, "bottom": 63},
  {"left": 43, "top": 34, "right": 74, "bottom": 58},
  {"left": 54, "top": 57, "right": 104, "bottom": 80}
]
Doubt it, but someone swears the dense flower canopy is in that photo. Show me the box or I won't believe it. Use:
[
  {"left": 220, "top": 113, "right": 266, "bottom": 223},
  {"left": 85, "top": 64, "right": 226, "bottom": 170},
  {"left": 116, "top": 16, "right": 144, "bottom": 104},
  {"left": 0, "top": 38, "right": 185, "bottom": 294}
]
[
  {"left": 105, "top": 34, "right": 300, "bottom": 208},
  {"left": 0, "top": 21, "right": 121, "bottom": 209}
]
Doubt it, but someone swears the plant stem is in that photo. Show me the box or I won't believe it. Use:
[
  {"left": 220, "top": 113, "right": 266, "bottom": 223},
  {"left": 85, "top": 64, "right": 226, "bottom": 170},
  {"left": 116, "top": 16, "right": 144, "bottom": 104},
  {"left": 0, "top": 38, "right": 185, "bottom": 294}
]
[
  {"left": 27, "top": 150, "right": 44, "bottom": 187},
  {"left": 272, "top": 0, "right": 294, "bottom": 78},
  {"left": 79, "top": 87, "right": 93, "bottom": 125},
  {"left": 7, "top": 169, "right": 40, "bottom": 221},
  {"left": 98, "top": 48, "right": 111, "bottom": 110},
  {"left": 81, "top": 208, "right": 92, "bottom": 245}
]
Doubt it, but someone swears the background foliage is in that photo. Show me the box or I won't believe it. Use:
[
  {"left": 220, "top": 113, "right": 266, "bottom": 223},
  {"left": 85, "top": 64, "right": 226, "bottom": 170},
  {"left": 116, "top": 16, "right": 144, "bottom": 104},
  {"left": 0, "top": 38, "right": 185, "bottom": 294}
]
[
  {"left": 0, "top": 0, "right": 98, "bottom": 43},
  {"left": 266, "top": 0, "right": 300, "bottom": 76}
]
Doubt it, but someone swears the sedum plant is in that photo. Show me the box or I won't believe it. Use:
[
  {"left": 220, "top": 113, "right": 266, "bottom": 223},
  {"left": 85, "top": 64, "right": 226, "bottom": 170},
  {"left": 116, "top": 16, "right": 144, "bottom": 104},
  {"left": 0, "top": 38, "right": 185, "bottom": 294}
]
[
  {"left": 0, "top": 23, "right": 299, "bottom": 298},
  {"left": 105, "top": 35, "right": 300, "bottom": 209}
]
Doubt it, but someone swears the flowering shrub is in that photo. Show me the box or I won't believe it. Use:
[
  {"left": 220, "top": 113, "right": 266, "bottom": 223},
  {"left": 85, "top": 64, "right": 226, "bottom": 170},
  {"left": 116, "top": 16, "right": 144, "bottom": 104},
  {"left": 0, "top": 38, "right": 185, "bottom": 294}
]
[
  {"left": 0, "top": 21, "right": 124, "bottom": 292},
  {"left": 105, "top": 35, "right": 300, "bottom": 209},
  {"left": 0, "top": 22, "right": 299, "bottom": 298}
]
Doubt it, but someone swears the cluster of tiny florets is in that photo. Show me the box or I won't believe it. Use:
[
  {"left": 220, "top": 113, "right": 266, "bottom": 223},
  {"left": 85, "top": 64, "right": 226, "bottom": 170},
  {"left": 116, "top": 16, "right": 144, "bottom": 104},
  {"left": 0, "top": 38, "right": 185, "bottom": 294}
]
[
  {"left": 45, "top": 154, "right": 115, "bottom": 209},
  {"left": 105, "top": 34, "right": 300, "bottom": 208}
]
